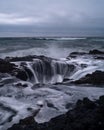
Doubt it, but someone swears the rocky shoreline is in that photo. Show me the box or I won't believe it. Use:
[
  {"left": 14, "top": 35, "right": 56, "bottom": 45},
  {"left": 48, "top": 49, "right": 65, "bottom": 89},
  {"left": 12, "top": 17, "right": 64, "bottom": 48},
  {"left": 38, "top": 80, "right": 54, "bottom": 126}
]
[
  {"left": 0, "top": 49, "right": 104, "bottom": 85},
  {"left": 0, "top": 49, "right": 104, "bottom": 130},
  {"left": 8, "top": 96, "right": 104, "bottom": 130},
  {"left": 73, "top": 70, "right": 104, "bottom": 85}
]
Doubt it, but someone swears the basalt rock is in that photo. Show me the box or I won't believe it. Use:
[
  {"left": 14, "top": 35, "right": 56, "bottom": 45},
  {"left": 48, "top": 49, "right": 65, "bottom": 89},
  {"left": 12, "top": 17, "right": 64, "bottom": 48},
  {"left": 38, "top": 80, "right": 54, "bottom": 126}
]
[
  {"left": 13, "top": 69, "right": 28, "bottom": 81},
  {"left": 5, "top": 55, "right": 37, "bottom": 62},
  {"left": 94, "top": 56, "right": 104, "bottom": 60},
  {"left": 73, "top": 70, "right": 104, "bottom": 85},
  {"left": 89, "top": 49, "right": 104, "bottom": 55},
  {"left": 8, "top": 96, "right": 104, "bottom": 130},
  {"left": 5, "top": 55, "right": 53, "bottom": 62},
  {"left": 68, "top": 52, "right": 87, "bottom": 58},
  {"left": 0, "top": 59, "right": 16, "bottom": 73},
  {"left": 0, "top": 56, "right": 76, "bottom": 83},
  {"left": 0, "top": 58, "right": 28, "bottom": 81},
  {"left": 67, "top": 49, "right": 104, "bottom": 59}
]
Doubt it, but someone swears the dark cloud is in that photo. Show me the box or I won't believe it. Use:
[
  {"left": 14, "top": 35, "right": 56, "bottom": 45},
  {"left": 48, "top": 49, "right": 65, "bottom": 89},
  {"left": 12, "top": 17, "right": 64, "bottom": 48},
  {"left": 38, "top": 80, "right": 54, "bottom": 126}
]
[{"left": 0, "top": 0, "right": 104, "bottom": 36}]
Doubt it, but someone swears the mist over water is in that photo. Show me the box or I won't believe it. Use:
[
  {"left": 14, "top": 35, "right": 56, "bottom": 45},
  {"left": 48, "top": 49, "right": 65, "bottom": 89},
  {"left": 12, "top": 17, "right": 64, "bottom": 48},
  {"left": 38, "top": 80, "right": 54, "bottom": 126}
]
[
  {"left": 0, "top": 37, "right": 104, "bottom": 130},
  {"left": 0, "top": 37, "right": 104, "bottom": 59}
]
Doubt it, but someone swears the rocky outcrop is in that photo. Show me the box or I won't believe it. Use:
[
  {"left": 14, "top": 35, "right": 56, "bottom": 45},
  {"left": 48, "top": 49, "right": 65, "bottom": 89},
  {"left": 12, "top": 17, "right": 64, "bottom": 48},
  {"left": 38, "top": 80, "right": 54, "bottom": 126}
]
[
  {"left": 0, "top": 55, "right": 77, "bottom": 83},
  {"left": 5, "top": 55, "right": 36, "bottom": 62},
  {"left": 5, "top": 55, "right": 53, "bottom": 62},
  {"left": 13, "top": 69, "right": 28, "bottom": 81},
  {"left": 0, "top": 58, "right": 28, "bottom": 81},
  {"left": 0, "top": 56, "right": 53, "bottom": 81},
  {"left": 0, "top": 50, "right": 104, "bottom": 83},
  {"left": 73, "top": 70, "right": 104, "bottom": 85},
  {"left": 8, "top": 96, "right": 104, "bottom": 130},
  {"left": 68, "top": 49, "right": 104, "bottom": 59},
  {"left": 89, "top": 49, "right": 104, "bottom": 55},
  {"left": 69, "top": 52, "right": 87, "bottom": 58},
  {"left": 0, "top": 59, "right": 16, "bottom": 73}
]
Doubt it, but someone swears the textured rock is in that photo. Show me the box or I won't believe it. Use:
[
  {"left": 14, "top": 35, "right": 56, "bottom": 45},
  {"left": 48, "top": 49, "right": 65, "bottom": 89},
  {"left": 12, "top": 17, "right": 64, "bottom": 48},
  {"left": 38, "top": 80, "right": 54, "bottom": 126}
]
[
  {"left": 73, "top": 70, "right": 104, "bottom": 85},
  {"left": 5, "top": 55, "right": 53, "bottom": 62},
  {"left": 68, "top": 49, "right": 104, "bottom": 59},
  {"left": 0, "top": 59, "right": 16, "bottom": 73},
  {"left": 5, "top": 55, "right": 36, "bottom": 62},
  {"left": 89, "top": 49, "right": 104, "bottom": 55},
  {"left": 68, "top": 52, "right": 87, "bottom": 58},
  {"left": 0, "top": 58, "right": 28, "bottom": 81},
  {"left": 13, "top": 69, "right": 28, "bottom": 81},
  {"left": 8, "top": 96, "right": 104, "bottom": 130}
]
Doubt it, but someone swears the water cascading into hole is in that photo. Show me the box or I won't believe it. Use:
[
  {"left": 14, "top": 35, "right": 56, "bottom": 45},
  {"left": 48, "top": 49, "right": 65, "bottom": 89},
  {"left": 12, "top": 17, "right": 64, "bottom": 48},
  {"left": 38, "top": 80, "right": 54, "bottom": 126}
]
[{"left": 20, "top": 58, "right": 77, "bottom": 84}]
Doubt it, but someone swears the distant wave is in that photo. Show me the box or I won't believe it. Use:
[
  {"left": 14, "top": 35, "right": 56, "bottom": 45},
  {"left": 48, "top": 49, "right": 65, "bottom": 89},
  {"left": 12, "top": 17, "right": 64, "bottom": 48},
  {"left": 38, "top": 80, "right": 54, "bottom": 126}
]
[
  {"left": 53, "top": 37, "right": 87, "bottom": 40},
  {"left": 2, "top": 37, "right": 104, "bottom": 41},
  {"left": 15, "top": 37, "right": 87, "bottom": 41}
]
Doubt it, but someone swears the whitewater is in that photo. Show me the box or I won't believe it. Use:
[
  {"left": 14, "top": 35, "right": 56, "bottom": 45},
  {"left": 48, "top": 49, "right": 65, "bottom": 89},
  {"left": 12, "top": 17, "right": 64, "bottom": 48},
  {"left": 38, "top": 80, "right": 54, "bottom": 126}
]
[{"left": 0, "top": 37, "right": 104, "bottom": 130}]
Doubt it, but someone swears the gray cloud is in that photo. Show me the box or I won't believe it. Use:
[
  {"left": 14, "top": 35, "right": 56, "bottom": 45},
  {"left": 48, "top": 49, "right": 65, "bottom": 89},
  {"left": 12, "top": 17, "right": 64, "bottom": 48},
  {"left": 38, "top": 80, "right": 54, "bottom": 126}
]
[{"left": 0, "top": 0, "right": 104, "bottom": 36}]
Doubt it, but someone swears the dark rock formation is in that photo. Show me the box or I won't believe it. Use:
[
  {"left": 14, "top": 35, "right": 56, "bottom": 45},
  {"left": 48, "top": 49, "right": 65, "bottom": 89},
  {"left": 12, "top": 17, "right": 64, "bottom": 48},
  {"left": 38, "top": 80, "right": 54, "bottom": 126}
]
[
  {"left": 73, "top": 70, "right": 104, "bottom": 85},
  {"left": 8, "top": 96, "right": 104, "bottom": 130},
  {"left": 14, "top": 83, "right": 28, "bottom": 88},
  {"left": 12, "top": 69, "right": 28, "bottom": 81},
  {"left": 0, "top": 59, "right": 16, "bottom": 73},
  {"left": 5, "top": 55, "right": 37, "bottom": 62},
  {"left": 0, "top": 55, "right": 76, "bottom": 82},
  {"left": 89, "top": 49, "right": 104, "bottom": 55},
  {"left": 94, "top": 56, "right": 104, "bottom": 60},
  {"left": 0, "top": 58, "right": 28, "bottom": 81},
  {"left": 68, "top": 52, "right": 87, "bottom": 58},
  {"left": 0, "top": 51, "right": 104, "bottom": 83},
  {"left": 67, "top": 49, "right": 104, "bottom": 59},
  {"left": 5, "top": 55, "right": 53, "bottom": 62}
]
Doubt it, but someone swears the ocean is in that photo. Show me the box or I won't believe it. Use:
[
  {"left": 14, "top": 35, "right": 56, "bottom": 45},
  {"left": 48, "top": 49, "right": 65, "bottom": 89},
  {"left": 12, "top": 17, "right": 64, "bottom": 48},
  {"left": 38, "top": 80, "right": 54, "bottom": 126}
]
[
  {"left": 0, "top": 37, "right": 104, "bottom": 59},
  {"left": 0, "top": 37, "right": 104, "bottom": 130}
]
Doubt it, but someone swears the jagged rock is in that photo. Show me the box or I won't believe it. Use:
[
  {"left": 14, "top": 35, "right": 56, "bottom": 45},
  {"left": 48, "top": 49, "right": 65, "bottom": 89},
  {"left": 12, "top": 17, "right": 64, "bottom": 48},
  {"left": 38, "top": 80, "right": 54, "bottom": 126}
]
[
  {"left": 8, "top": 96, "right": 104, "bottom": 130},
  {"left": 0, "top": 56, "right": 76, "bottom": 83},
  {"left": 5, "top": 55, "right": 37, "bottom": 62},
  {"left": 94, "top": 56, "right": 104, "bottom": 60},
  {"left": 1, "top": 52, "right": 104, "bottom": 83},
  {"left": 80, "top": 64, "right": 88, "bottom": 68},
  {"left": 98, "top": 96, "right": 104, "bottom": 105},
  {"left": 14, "top": 83, "right": 28, "bottom": 88},
  {"left": 89, "top": 49, "right": 104, "bottom": 55},
  {"left": 13, "top": 69, "right": 28, "bottom": 81},
  {"left": 0, "top": 59, "right": 16, "bottom": 73},
  {"left": 68, "top": 52, "right": 87, "bottom": 58},
  {"left": 73, "top": 70, "right": 104, "bottom": 85},
  {"left": 76, "top": 97, "right": 96, "bottom": 109},
  {"left": 5, "top": 55, "right": 53, "bottom": 62},
  {"left": 0, "top": 59, "right": 28, "bottom": 81},
  {"left": 67, "top": 49, "right": 104, "bottom": 59}
]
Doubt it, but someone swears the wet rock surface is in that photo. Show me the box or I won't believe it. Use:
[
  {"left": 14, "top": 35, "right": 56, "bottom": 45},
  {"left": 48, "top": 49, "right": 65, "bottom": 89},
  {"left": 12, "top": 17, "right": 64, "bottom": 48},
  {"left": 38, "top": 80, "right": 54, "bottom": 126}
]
[
  {"left": 68, "top": 52, "right": 87, "bottom": 58},
  {"left": 5, "top": 56, "right": 36, "bottom": 62},
  {"left": 0, "top": 56, "right": 54, "bottom": 81},
  {"left": 5, "top": 55, "right": 53, "bottom": 62},
  {"left": 68, "top": 49, "right": 104, "bottom": 59},
  {"left": 0, "top": 49, "right": 104, "bottom": 84},
  {"left": 0, "top": 59, "right": 16, "bottom": 73},
  {"left": 89, "top": 49, "right": 104, "bottom": 55},
  {"left": 0, "top": 49, "right": 104, "bottom": 130},
  {"left": 1, "top": 55, "right": 77, "bottom": 83},
  {"left": 73, "top": 70, "right": 104, "bottom": 85},
  {"left": 0, "top": 58, "right": 28, "bottom": 81},
  {"left": 8, "top": 96, "right": 104, "bottom": 130}
]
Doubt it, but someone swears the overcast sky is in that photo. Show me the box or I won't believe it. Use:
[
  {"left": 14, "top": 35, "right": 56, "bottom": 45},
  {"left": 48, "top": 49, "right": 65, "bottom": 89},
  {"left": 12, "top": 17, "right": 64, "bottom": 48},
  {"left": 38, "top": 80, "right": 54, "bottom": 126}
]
[{"left": 0, "top": 0, "right": 104, "bottom": 37}]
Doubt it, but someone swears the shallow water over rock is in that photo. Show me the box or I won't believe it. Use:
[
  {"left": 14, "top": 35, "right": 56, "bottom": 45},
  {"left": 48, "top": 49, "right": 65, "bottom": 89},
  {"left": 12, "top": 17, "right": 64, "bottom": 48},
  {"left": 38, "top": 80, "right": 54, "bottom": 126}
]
[{"left": 0, "top": 50, "right": 104, "bottom": 130}]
